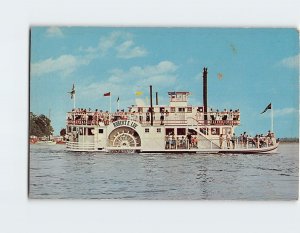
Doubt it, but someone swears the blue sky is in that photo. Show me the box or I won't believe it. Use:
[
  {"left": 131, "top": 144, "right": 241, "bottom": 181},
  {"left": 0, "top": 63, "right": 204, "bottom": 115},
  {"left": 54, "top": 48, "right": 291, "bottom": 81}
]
[{"left": 30, "top": 27, "right": 299, "bottom": 137}]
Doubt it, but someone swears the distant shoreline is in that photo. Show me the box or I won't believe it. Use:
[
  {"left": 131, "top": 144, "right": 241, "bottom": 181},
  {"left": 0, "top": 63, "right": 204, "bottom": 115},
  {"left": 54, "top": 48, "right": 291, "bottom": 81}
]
[
  {"left": 279, "top": 141, "right": 299, "bottom": 144},
  {"left": 279, "top": 138, "right": 299, "bottom": 143}
]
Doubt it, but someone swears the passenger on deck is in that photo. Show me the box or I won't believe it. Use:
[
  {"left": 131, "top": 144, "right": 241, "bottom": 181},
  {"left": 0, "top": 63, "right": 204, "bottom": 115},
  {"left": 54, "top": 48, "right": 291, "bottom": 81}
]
[
  {"left": 168, "top": 133, "right": 173, "bottom": 149},
  {"left": 265, "top": 130, "right": 272, "bottom": 146},
  {"left": 226, "top": 133, "right": 231, "bottom": 149},
  {"left": 171, "top": 135, "right": 176, "bottom": 149},
  {"left": 160, "top": 113, "right": 164, "bottom": 125},
  {"left": 187, "top": 133, "right": 192, "bottom": 148},
  {"left": 192, "top": 136, "right": 198, "bottom": 148},
  {"left": 238, "top": 134, "right": 243, "bottom": 146},
  {"left": 179, "top": 136, "right": 186, "bottom": 149},
  {"left": 219, "top": 134, "right": 224, "bottom": 149},
  {"left": 165, "top": 135, "right": 170, "bottom": 149},
  {"left": 242, "top": 132, "right": 247, "bottom": 147},
  {"left": 231, "top": 133, "right": 237, "bottom": 149},
  {"left": 146, "top": 111, "right": 150, "bottom": 123}
]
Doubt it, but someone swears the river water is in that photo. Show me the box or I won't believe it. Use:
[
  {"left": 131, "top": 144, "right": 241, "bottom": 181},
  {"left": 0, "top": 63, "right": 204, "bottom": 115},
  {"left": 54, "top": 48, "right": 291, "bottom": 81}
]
[{"left": 29, "top": 143, "right": 299, "bottom": 200}]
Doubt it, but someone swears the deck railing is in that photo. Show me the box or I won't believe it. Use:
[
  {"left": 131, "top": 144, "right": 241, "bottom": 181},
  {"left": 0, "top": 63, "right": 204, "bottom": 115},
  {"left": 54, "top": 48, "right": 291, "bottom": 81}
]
[
  {"left": 163, "top": 137, "right": 276, "bottom": 150},
  {"left": 66, "top": 118, "right": 240, "bottom": 127},
  {"left": 65, "top": 136, "right": 276, "bottom": 152},
  {"left": 66, "top": 142, "right": 97, "bottom": 151}
]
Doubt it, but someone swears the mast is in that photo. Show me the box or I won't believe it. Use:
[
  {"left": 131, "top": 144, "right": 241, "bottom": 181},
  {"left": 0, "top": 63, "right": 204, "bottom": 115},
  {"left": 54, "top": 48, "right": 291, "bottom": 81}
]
[
  {"left": 203, "top": 67, "right": 208, "bottom": 122},
  {"left": 150, "top": 85, "right": 153, "bottom": 126},
  {"left": 271, "top": 104, "right": 274, "bottom": 132}
]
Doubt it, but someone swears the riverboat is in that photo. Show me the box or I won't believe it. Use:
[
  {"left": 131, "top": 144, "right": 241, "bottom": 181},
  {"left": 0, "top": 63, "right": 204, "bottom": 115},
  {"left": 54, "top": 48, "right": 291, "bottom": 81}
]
[{"left": 65, "top": 68, "right": 279, "bottom": 153}]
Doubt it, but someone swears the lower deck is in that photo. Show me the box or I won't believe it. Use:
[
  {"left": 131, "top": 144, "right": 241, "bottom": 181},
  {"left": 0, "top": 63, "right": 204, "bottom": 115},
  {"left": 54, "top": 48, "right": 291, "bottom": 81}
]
[
  {"left": 65, "top": 119, "right": 277, "bottom": 154},
  {"left": 66, "top": 141, "right": 279, "bottom": 154}
]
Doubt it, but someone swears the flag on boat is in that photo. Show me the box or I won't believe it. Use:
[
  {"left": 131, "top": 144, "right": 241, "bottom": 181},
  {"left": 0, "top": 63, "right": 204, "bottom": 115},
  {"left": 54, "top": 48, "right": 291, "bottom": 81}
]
[
  {"left": 135, "top": 91, "right": 143, "bottom": 96},
  {"left": 117, "top": 96, "right": 119, "bottom": 102},
  {"left": 103, "top": 92, "right": 111, "bottom": 97},
  {"left": 261, "top": 103, "right": 272, "bottom": 114},
  {"left": 68, "top": 84, "right": 75, "bottom": 99}
]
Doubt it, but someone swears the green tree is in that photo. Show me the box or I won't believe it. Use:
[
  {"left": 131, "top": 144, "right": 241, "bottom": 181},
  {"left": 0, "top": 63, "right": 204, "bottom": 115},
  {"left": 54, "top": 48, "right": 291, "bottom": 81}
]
[
  {"left": 60, "top": 128, "right": 66, "bottom": 136},
  {"left": 29, "top": 112, "right": 54, "bottom": 137}
]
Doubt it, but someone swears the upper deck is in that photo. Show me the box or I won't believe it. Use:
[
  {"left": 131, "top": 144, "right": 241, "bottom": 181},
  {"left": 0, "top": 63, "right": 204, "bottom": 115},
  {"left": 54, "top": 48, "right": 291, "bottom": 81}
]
[
  {"left": 66, "top": 106, "right": 240, "bottom": 127},
  {"left": 66, "top": 91, "right": 240, "bottom": 127}
]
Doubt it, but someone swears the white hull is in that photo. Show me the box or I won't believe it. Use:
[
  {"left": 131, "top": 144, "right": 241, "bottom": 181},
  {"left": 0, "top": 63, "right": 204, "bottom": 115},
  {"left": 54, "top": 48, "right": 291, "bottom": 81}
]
[{"left": 66, "top": 142, "right": 279, "bottom": 154}]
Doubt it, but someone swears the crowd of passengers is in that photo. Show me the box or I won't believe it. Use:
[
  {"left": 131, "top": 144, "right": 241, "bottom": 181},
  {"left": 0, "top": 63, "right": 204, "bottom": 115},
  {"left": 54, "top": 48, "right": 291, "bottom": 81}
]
[
  {"left": 208, "top": 108, "right": 240, "bottom": 122},
  {"left": 67, "top": 107, "right": 240, "bottom": 126},
  {"left": 164, "top": 130, "right": 275, "bottom": 150},
  {"left": 165, "top": 133, "right": 198, "bottom": 149},
  {"left": 219, "top": 130, "right": 276, "bottom": 149},
  {"left": 67, "top": 108, "right": 128, "bottom": 125},
  {"left": 67, "top": 108, "right": 169, "bottom": 125}
]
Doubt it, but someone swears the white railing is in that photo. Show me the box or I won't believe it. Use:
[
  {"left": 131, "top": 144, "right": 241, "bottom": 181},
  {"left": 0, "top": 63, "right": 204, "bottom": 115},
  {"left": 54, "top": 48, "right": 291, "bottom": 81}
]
[
  {"left": 66, "top": 142, "right": 96, "bottom": 151},
  {"left": 163, "top": 137, "right": 277, "bottom": 150}
]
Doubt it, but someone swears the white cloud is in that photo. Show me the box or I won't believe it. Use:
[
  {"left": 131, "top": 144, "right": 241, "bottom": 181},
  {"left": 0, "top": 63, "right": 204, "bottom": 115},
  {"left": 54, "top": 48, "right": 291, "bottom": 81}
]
[
  {"left": 45, "top": 27, "right": 64, "bottom": 38},
  {"left": 280, "top": 54, "right": 299, "bottom": 69},
  {"left": 81, "top": 31, "right": 147, "bottom": 59},
  {"left": 146, "top": 75, "right": 177, "bottom": 86},
  {"left": 110, "top": 61, "right": 177, "bottom": 79},
  {"left": 98, "top": 31, "right": 122, "bottom": 53},
  {"left": 31, "top": 54, "right": 92, "bottom": 77},
  {"left": 80, "top": 61, "right": 178, "bottom": 99},
  {"left": 32, "top": 31, "right": 148, "bottom": 78},
  {"left": 274, "top": 107, "right": 298, "bottom": 117},
  {"left": 194, "top": 72, "right": 203, "bottom": 81},
  {"left": 116, "top": 40, "right": 147, "bottom": 59}
]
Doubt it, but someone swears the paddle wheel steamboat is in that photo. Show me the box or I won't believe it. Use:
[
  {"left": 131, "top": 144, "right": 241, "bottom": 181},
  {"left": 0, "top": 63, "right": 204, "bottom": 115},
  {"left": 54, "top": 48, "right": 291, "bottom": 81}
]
[{"left": 65, "top": 68, "right": 279, "bottom": 153}]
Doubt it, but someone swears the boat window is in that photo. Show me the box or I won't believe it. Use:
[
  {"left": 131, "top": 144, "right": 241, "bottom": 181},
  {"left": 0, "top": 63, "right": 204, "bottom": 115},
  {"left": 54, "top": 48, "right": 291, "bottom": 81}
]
[
  {"left": 188, "top": 129, "right": 197, "bottom": 135},
  {"left": 187, "top": 107, "right": 192, "bottom": 113},
  {"left": 157, "top": 128, "right": 161, "bottom": 133},
  {"left": 170, "top": 107, "right": 175, "bottom": 113},
  {"left": 99, "top": 129, "right": 103, "bottom": 134},
  {"left": 68, "top": 127, "right": 71, "bottom": 132},
  {"left": 73, "top": 127, "right": 76, "bottom": 131},
  {"left": 177, "top": 128, "right": 186, "bottom": 135},
  {"left": 145, "top": 128, "right": 149, "bottom": 133},
  {"left": 197, "top": 107, "right": 203, "bottom": 112},
  {"left": 160, "top": 107, "right": 165, "bottom": 113},
  {"left": 88, "top": 128, "right": 94, "bottom": 135},
  {"left": 166, "top": 128, "right": 174, "bottom": 135},
  {"left": 178, "top": 107, "right": 185, "bottom": 112},
  {"left": 138, "top": 107, "right": 143, "bottom": 113},
  {"left": 200, "top": 128, "right": 208, "bottom": 135},
  {"left": 79, "top": 128, "right": 83, "bottom": 135},
  {"left": 211, "top": 128, "right": 220, "bottom": 135},
  {"left": 222, "top": 127, "right": 231, "bottom": 135}
]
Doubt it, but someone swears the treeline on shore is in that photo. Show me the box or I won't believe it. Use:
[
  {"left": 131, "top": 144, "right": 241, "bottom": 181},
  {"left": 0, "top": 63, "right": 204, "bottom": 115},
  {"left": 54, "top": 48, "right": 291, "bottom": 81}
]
[
  {"left": 30, "top": 112, "right": 54, "bottom": 137},
  {"left": 279, "top": 137, "right": 299, "bottom": 143}
]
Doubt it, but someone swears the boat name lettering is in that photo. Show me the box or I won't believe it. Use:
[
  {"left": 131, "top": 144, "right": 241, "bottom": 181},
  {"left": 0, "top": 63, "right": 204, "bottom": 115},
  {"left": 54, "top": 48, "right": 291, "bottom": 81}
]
[{"left": 113, "top": 120, "right": 138, "bottom": 129}]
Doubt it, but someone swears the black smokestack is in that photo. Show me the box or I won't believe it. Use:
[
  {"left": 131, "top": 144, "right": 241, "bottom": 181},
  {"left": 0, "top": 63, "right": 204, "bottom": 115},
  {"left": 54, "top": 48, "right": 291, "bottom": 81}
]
[
  {"left": 156, "top": 92, "right": 158, "bottom": 105},
  {"left": 203, "top": 67, "right": 208, "bottom": 121},
  {"left": 150, "top": 85, "right": 153, "bottom": 126}
]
